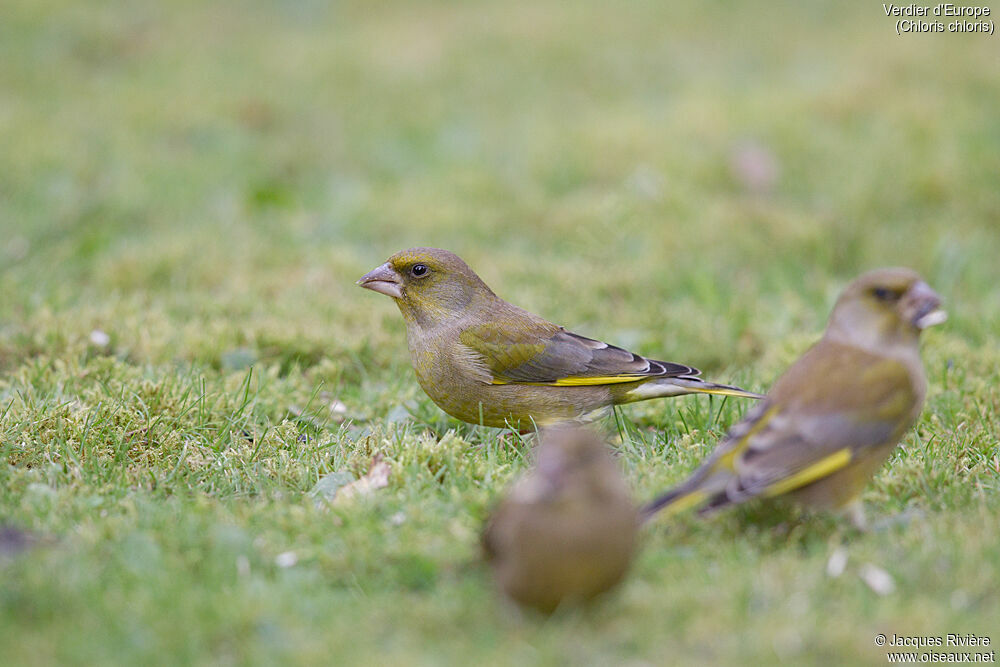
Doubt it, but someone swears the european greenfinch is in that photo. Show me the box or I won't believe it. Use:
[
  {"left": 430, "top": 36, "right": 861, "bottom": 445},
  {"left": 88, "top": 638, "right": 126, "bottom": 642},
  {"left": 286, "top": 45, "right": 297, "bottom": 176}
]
[
  {"left": 482, "top": 426, "right": 639, "bottom": 613},
  {"left": 358, "top": 248, "right": 760, "bottom": 429},
  {"left": 641, "top": 268, "right": 945, "bottom": 528}
]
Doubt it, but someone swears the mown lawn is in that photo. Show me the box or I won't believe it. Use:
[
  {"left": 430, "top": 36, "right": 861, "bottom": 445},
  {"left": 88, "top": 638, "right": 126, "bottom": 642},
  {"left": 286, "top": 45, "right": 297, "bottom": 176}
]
[{"left": 1, "top": 2, "right": 998, "bottom": 664}]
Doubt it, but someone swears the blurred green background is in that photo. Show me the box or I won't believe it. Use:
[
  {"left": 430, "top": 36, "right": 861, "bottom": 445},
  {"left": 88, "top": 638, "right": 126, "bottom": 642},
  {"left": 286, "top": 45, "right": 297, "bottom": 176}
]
[{"left": 1, "top": 1, "right": 998, "bottom": 664}]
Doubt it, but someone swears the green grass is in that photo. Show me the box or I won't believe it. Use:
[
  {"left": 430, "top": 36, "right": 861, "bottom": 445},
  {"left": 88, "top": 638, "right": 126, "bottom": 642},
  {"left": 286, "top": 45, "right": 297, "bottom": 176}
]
[{"left": 2, "top": 1, "right": 999, "bottom": 664}]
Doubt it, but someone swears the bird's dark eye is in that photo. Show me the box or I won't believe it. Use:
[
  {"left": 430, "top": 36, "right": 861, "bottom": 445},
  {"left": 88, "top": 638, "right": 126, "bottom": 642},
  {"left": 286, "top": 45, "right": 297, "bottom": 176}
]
[
  {"left": 872, "top": 287, "right": 900, "bottom": 302},
  {"left": 410, "top": 263, "right": 429, "bottom": 278}
]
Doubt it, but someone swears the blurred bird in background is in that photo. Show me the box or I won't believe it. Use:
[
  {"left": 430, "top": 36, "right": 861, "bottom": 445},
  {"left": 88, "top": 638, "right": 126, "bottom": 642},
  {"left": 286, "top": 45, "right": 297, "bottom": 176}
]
[
  {"left": 358, "top": 247, "right": 760, "bottom": 430},
  {"left": 482, "top": 426, "right": 639, "bottom": 613},
  {"left": 641, "top": 268, "right": 945, "bottom": 529}
]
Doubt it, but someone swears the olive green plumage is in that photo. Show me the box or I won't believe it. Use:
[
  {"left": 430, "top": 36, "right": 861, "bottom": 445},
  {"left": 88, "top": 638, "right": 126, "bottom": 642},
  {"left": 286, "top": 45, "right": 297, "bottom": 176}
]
[
  {"left": 642, "top": 268, "right": 946, "bottom": 527},
  {"left": 358, "top": 247, "right": 761, "bottom": 429},
  {"left": 482, "top": 427, "right": 639, "bottom": 613}
]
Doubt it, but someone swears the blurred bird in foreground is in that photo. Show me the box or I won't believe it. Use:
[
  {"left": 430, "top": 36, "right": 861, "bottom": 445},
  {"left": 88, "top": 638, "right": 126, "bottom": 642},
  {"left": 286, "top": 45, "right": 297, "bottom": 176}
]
[
  {"left": 642, "top": 268, "right": 945, "bottom": 528},
  {"left": 482, "top": 427, "right": 639, "bottom": 613},
  {"left": 358, "top": 248, "right": 760, "bottom": 429}
]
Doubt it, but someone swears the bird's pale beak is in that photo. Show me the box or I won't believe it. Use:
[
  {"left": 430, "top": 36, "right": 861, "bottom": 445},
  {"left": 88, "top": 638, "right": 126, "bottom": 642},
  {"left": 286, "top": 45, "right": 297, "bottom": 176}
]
[
  {"left": 906, "top": 281, "right": 947, "bottom": 329},
  {"left": 357, "top": 263, "right": 403, "bottom": 299}
]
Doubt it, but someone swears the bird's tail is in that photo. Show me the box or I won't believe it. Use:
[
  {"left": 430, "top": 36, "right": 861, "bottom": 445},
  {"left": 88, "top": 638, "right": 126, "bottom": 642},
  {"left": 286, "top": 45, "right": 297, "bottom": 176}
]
[
  {"left": 639, "top": 460, "right": 741, "bottom": 523},
  {"left": 625, "top": 376, "right": 764, "bottom": 402},
  {"left": 677, "top": 378, "right": 764, "bottom": 400},
  {"left": 640, "top": 478, "right": 711, "bottom": 523}
]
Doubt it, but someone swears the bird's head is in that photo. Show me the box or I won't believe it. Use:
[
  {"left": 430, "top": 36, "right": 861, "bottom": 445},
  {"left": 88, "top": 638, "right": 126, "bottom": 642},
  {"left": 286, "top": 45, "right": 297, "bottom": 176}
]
[
  {"left": 534, "top": 427, "right": 623, "bottom": 500},
  {"left": 357, "top": 248, "right": 494, "bottom": 325},
  {"left": 826, "top": 268, "right": 946, "bottom": 351}
]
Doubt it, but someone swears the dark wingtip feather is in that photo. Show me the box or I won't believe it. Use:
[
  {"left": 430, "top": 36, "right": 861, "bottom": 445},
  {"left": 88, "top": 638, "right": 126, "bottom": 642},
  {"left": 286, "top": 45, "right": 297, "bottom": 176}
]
[{"left": 648, "top": 359, "right": 701, "bottom": 378}]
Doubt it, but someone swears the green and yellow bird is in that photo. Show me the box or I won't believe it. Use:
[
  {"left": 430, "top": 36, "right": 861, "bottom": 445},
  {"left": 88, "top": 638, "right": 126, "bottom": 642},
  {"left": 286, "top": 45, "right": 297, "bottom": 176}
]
[
  {"left": 358, "top": 247, "right": 760, "bottom": 429},
  {"left": 482, "top": 426, "right": 639, "bottom": 613},
  {"left": 641, "top": 268, "right": 946, "bottom": 528}
]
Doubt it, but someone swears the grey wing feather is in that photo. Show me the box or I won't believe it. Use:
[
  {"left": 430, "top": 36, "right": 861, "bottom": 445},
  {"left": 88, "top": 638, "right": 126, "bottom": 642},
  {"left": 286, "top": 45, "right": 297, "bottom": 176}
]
[
  {"left": 727, "top": 411, "right": 898, "bottom": 501},
  {"left": 502, "top": 330, "right": 699, "bottom": 384}
]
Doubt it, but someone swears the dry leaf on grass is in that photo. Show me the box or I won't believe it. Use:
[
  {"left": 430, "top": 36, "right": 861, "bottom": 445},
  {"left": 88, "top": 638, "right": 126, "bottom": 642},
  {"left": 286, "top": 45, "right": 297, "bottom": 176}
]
[
  {"left": 859, "top": 563, "right": 896, "bottom": 596},
  {"left": 826, "top": 547, "right": 848, "bottom": 578},
  {"left": 314, "top": 455, "right": 391, "bottom": 507}
]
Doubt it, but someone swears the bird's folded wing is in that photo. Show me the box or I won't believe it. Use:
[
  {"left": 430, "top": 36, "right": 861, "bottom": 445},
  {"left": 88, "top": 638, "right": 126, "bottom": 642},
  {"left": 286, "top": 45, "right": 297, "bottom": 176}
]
[
  {"left": 459, "top": 325, "right": 698, "bottom": 386},
  {"left": 706, "top": 352, "right": 917, "bottom": 500},
  {"left": 727, "top": 413, "right": 895, "bottom": 500}
]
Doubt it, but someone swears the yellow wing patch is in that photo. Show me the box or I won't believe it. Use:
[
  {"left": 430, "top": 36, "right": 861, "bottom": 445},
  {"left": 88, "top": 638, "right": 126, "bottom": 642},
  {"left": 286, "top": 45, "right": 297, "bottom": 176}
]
[
  {"left": 491, "top": 375, "right": 646, "bottom": 387},
  {"left": 658, "top": 489, "right": 708, "bottom": 517},
  {"left": 760, "top": 448, "right": 853, "bottom": 498}
]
